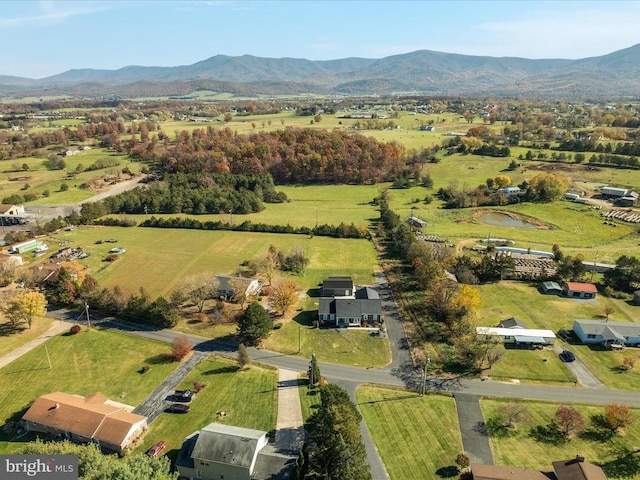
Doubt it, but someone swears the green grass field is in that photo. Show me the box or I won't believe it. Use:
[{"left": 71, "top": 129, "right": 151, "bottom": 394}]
[
  {"left": 481, "top": 398, "right": 640, "bottom": 479},
  {"left": 0, "top": 316, "right": 53, "bottom": 358},
  {"left": 136, "top": 356, "right": 278, "bottom": 457},
  {"left": 488, "top": 348, "right": 576, "bottom": 385},
  {"left": 43, "top": 225, "right": 379, "bottom": 298},
  {"left": 264, "top": 318, "right": 391, "bottom": 368},
  {"left": 0, "top": 329, "right": 179, "bottom": 452},
  {"left": 356, "top": 385, "right": 463, "bottom": 480}
]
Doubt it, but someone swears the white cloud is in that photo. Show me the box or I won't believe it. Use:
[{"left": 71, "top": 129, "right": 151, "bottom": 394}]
[{"left": 0, "top": 1, "right": 110, "bottom": 28}]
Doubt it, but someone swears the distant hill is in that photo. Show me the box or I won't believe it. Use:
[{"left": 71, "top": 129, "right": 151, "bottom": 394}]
[{"left": 2, "top": 45, "right": 640, "bottom": 99}]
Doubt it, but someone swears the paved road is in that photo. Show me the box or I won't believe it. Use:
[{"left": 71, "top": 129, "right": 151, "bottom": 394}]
[
  {"left": 44, "top": 308, "right": 640, "bottom": 409},
  {"left": 454, "top": 394, "right": 493, "bottom": 464}
]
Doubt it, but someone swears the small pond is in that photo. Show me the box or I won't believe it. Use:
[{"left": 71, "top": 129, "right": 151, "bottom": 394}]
[{"left": 480, "top": 212, "right": 537, "bottom": 228}]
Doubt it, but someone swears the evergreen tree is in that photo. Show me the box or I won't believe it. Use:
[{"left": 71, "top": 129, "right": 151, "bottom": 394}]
[{"left": 237, "top": 301, "right": 272, "bottom": 345}]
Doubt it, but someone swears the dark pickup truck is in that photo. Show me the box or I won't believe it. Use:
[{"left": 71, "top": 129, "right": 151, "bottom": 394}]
[{"left": 174, "top": 389, "right": 195, "bottom": 402}]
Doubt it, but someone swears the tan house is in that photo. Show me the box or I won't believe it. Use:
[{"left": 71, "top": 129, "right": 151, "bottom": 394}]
[
  {"left": 21, "top": 392, "right": 147, "bottom": 452},
  {"left": 470, "top": 463, "right": 549, "bottom": 480},
  {"left": 0, "top": 204, "right": 24, "bottom": 216},
  {"left": 471, "top": 455, "right": 607, "bottom": 480}
]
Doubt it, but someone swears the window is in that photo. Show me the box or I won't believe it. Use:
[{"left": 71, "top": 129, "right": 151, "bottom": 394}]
[
  {"left": 504, "top": 336, "right": 511, "bottom": 340},
  {"left": 587, "top": 334, "right": 597, "bottom": 339}
]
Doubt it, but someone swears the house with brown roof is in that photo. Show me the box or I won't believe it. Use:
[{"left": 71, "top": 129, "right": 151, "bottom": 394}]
[
  {"left": 471, "top": 455, "right": 607, "bottom": 480},
  {"left": 564, "top": 282, "right": 598, "bottom": 299},
  {"left": 470, "top": 463, "right": 549, "bottom": 480},
  {"left": 21, "top": 392, "right": 147, "bottom": 452},
  {"left": 553, "top": 455, "right": 607, "bottom": 480},
  {"left": 0, "top": 204, "right": 24, "bottom": 216}
]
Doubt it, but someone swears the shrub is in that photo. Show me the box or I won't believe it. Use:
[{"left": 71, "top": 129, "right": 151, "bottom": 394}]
[
  {"left": 273, "top": 322, "right": 283, "bottom": 330},
  {"left": 69, "top": 325, "right": 81, "bottom": 335},
  {"left": 193, "top": 312, "right": 208, "bottom": 323},
  {"left": 171, "top": 336, "right": 193, "bottom": 361},
  {"left": 139, "top": 365, "right": 150, "bottom": 374},
  {"left": 193, "top": 381, "right": 208, "bottom": 392}
]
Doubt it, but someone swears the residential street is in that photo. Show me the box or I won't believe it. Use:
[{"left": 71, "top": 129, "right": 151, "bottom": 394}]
[{"left": 39, "top": 305, "right": 640, "bottom": 480}]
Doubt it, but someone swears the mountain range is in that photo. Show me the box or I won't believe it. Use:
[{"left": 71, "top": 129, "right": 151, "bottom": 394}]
[{"left": 3, "top": 44, "right": 640, "bottom": 99}]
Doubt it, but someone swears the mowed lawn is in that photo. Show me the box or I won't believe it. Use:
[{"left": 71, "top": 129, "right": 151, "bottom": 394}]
[
  {"left": 44, "top": 226, "right": 379, "bottom": 297},
  {"left": 356, "top": 386, "right": 463, "bottom": 480},
  {"left": 488, "top": 348, "right": 576, "bottom": 385},
  {"left": 0, "top": 316, "right": 53, "bottom": 358},
  {"left": 264, "top": 321, "right": 391, "bottom": 368},
  {"left": 481, "top": 399, "right": 640, "bottom": 480},
  {"left": 477, "top": 281, "right": 640, "bottom": 390},
  {"left": 137, "top": 356, "right": 278, "bottom": 457},
  {"left": 0, "top": 329, "right": 179, "bottom": 452}
]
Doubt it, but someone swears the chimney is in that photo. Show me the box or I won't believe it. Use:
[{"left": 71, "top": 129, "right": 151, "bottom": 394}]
[{"left": 576, "top": 454, "right": 585, "bottom": 462}]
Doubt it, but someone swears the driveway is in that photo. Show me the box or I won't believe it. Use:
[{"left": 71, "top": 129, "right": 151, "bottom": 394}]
[
  {"left": 552, "top": 345, "right": 605, "bottom": 389},
  {"left": 454, "top": 394, "right": 493, "bottom": 464},
  {"left": 132, "top": 351, "right": 208, "bottom": 423}
]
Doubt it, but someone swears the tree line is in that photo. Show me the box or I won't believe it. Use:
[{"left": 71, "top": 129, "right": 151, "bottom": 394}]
[{"left": 138, "top": 216, "right": 369, "bottom": 239}]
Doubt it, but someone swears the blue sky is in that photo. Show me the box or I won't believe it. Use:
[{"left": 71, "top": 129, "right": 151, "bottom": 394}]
[{"left": 3, "top": 0, "right": 640, "bottom": 78}]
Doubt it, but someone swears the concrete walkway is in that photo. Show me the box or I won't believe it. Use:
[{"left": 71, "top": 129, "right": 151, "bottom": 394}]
[
  {"left": 274, "top": 369, "right": 305, "bottom": 455},
  {"left": 0, "top": 319, "right": 70, "bottom": 370},
  {"left": 454, "top": 393, "right": 493, "bottom": 465}
]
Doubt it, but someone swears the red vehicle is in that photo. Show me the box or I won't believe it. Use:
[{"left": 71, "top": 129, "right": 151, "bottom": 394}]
[{"left": 145, "top": 441, "right": 167, "bottom": 458}]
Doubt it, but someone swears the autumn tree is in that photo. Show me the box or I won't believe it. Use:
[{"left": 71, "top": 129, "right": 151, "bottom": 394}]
[
  {"left": 237, "top": 301, "right": 272, "bottom": 346},
  {"left": 171, "top": 274, "right": 219, "bottom": 313},
  {"left": 171, "top": 336, "right": 193, "bottom": 361},
  {"left": 237, "top": 343, "right": 250, "bottom": 370},
  {"left": 604, "top": 403, "right": 634, "bottom": 434},
  {"left": 253, "top": 246, "right": 280, "bottom": 285},
  {"left": 455, "top": 453, "right": 470, "bottom": 473},
  {"left": 526, "top": 173, "right": 569, "bottom": 201},
  {"left": 4, "top": 291, "right": 47, "bottom": 329},
  {"left": 554, "top": 406, "right": 584, "bottom": 437},
  {"left": 494, "top": 174, "right": 512, "bottom": 188},
  {"left": 268, "top": 280, "right": 298, "bottom": 316},
  {"left": 603, "top": 305, "right": 615, "bottom": 321},
  {"left": 496, "top": 402, "right": 530, "bottom": 428},
  {"left": 622, "top": 356, "right": 637, "bottom": 371}
]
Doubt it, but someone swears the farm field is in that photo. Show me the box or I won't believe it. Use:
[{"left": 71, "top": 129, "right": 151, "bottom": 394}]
[
  {"left": 42, "top": 226, "right": 379, "bottom": 298},
  {"left": 481, "top": 398, "right": 640, "bottom": 480},
  {"left": 0, "top": 147, "right": 142, "bottom": 206},
  {"left": 136, "top": 356, "right": 278, "bottom": 458},
  {"left": 356, "top": 385, "right": 463, "bottom": 480},
  {"left": 0, "top": 329, "right": 179, "bottom": 453}
]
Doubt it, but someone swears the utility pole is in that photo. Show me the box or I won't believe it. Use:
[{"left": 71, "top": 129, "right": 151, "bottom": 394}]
[
  {"left": 298, "top": 324, "right": 301, "bottom": 354},
  {"left": 45, "top": 345, "right": 52, "bottom": 369},
  {"left": 85, "top": 303, "right": 91, "bottom": 329},
  {"left": 421, "top": 354, "right": 430, "bottom": 396}
]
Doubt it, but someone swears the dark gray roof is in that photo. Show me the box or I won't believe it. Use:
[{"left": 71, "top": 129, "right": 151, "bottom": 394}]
[
  {"left": 322, "top": 277, "right": 353, "bottom": 290},
  {"left": 174, "top": 433, "right": 197, "bottom": 469},
  {"left": 319, "top": 298, "right": 382, "bottom": 317},
  {"left": 335, "top": 298, "right": 382, "bottom": 317},
  {"left": 354, "top": 286, "right": 379, "bottom": 299},
  {"left": 499, "top": 317, "right": 528, "bottom": 329},
  {"left": 189, "top": 423, "right": 266, "bottom": 469},
  {"left": 251, "top": 445, "right": 296, "bottom": 480}
]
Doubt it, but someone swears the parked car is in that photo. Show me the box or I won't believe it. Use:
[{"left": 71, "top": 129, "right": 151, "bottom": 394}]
[
  {"left": 166, "top": 403, "right": 190, "bottom": 413},
  {"left": 559, "top": 350, "right": 576, "bottom": 362},
  {"left": 145, "top": 441, "right": 166, "bottom": 458},
  {"left": 174, "top": 389, "right": 195, "bottom": 402}
]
